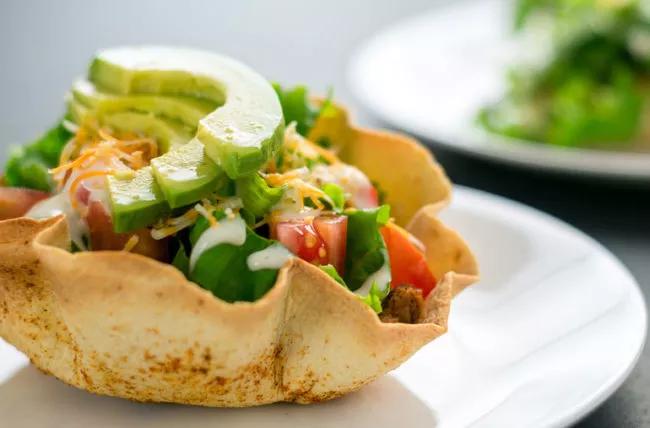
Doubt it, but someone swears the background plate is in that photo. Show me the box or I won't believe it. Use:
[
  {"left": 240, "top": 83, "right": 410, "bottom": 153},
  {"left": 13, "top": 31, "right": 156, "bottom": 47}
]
[
  {"left": 348, "top": 0, "right": 650, "bottom": 180},
  {"left": 0, "top": 186, "right": 645, "bottom": 427}
]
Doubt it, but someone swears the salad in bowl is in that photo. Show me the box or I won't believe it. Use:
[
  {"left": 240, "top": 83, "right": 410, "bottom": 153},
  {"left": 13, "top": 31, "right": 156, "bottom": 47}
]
[{"left": 0, "top": 46, "right": 477, "bottom": 406}]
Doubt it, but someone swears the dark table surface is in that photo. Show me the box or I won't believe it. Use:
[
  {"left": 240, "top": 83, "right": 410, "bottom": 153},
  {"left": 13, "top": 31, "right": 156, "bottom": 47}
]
[{"left": 1, "top": 0, "right": 648, "bottom": 426}]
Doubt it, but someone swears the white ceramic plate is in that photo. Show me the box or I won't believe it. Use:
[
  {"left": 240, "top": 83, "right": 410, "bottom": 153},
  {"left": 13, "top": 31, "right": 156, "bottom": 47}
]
[
  {"left": 348, "top": 0, "right": 650, "bottom": 180},
  {"left": 0, "top": 186, "right": 645, "bottom": 427}
]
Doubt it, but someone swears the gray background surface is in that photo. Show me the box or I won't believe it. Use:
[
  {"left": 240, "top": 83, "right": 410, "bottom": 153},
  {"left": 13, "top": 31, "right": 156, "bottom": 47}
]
[{"left": 1, "top": 0, "right": 648, "bottom": 426}]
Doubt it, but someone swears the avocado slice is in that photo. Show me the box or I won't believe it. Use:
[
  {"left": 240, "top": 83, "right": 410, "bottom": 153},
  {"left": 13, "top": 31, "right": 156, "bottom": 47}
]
[
  {"left": 89, "top": 46, "right": 284, "bottom": 179},
  {"left": 68, "top": 97, "right": 192, "bottom": 152},
  {"left": 72, "top": 79, "right": 216, "bottom": 129},
  {"left": 71, "top": 96, "right": 224, "bottom": 210},
  {"left": 107, "top": 167, "right": 169, "bottom": 232},
  {"left": 150, "top": 138, "right": 230, "bottom": 209}
]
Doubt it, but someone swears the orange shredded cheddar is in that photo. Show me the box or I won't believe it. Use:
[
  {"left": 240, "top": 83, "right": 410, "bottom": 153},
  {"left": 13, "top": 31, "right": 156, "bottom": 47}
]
[{"left": 50, "top": 151, "right": 97, "bottom": 176}]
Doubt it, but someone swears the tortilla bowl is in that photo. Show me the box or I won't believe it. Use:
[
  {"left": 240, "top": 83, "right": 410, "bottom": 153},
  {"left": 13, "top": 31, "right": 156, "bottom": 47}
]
[{"left": 0, "top": 113, "right": 478, "bottom": 407}]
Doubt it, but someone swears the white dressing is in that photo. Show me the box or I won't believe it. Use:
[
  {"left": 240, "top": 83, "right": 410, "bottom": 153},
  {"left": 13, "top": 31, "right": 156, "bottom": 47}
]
[
  {"left": 26, "top": 193, "right": 89, "bottom": 251},
  {"left": 189, "top": 216, "right": 247, "bottom": 272},
  {"left": 355, "top": 258, "right": 391, "bottom": 296},
  {"left": 26, "top": 193, "right": 67, "bottom": 219},
  {"left": 270, "top": 185, "right": 321, "bottom": 221},
  {"left": 246, "top": 243, "right": 293, "bottom": 271},
  {"left": 311, "top": 164, "right": 377, "bottom": 209}
]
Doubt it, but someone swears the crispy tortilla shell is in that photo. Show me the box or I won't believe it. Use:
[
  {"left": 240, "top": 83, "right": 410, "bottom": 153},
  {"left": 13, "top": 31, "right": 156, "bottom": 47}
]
[{"left": 0, "top": 114, "right": 477, "bottom": 406}]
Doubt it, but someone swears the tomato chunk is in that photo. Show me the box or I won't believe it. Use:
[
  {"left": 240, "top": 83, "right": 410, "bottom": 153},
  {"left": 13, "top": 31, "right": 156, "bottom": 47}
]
[
  {"left": 0, "top": 187, "right": 50, "bottom": 220},
  {"left": 85, "top": 200, "right": 168, "bottom": 261},
  {"left": 272, "top": 215, "right": 348, "bottom": 273},
  {"left": 380, "top": 223, "right": 436, "bottom": 297},
  {"left": 314, "top": 216, "right": 348, "bottom": 272}
]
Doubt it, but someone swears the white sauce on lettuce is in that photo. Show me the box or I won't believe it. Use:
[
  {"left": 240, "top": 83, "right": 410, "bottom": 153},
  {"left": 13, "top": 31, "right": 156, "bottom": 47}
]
[
  {"left": 26, "top": 193, "right": 89, "bottom": 251},
  {"left": 247, "top": 243, "right": 293, "bottom": 271},
  {"left": 189, "top": 216, "right": 247, "bottom": 272},
  {"left": 355, "top": 259, "right": 391, "bottom": 296}
]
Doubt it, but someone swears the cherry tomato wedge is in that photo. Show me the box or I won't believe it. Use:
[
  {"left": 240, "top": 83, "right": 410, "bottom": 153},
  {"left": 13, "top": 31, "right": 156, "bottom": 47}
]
[
  {"left": 271, "top": 215, "right": 348, "bottom": 273},
  {"left": 85, "top": 200, "right": 168, "bottom": 261},
  {"left": 0, "top": 187, "right": 50, "bottom": 220},
  {"left": 380, "top": 223, "right": 436, "bottom": 297}
]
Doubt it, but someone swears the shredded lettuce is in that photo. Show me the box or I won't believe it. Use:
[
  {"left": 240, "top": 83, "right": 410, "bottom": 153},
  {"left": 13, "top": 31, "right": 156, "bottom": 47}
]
[
  {"left": 236, "top": 173, "right": 283, "bottom": 218},
  {"left": 360, "top": 282, "right": 391, "bottom": 314},
  {"left": 272, "top": 83, "right": 332, "bottom": 136},
  {"left": 322, "top": 182, "right": 345, "bottom": 212},
  {"left": 343, "top": 205, "right": 391, "bottom": 291},
  {"left": 4, "top": 121, "right": 72, "bottom": 191},
  {"left": 320, "top": 264, "right": 389, "bottom": 314},
  {"left": 320, "top": 264, "right": 346, "bottom": 286}
]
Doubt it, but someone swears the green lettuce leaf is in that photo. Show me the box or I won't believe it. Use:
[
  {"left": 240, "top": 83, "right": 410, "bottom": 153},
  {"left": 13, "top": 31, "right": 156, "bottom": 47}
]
[
  {"left": 189, "top": 213, "right": 279, "bottom": 302},
  {"left": 5, "top": 121, "right": 72, "bottom": 191},
  {"left": 319, "top": 264, "right": 346, "bottom": 286},
  {"left": 272, "top": 83, "right": 332, "bottom": 136},
  {"left": 322, "top": 182, "right": 345, "bottom": 212},
  {"left": 343, "top": 205, "right": 391, "bottom": 291},
  {"left": 172, "top": 244, "right": 190, "bottom": 277},
  {"left": 360, "top": 282, "right": 391, "bottom": 314},
  {"left": 236, "top": 173, "right": 283, "bottom": 218},
  {"left": 320, "top": 264, "right": 389, "bottom": 314}
]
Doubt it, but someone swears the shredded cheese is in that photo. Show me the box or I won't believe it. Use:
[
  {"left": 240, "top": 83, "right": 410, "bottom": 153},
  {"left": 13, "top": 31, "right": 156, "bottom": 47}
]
[
  {"left": 150, "top": 209, "right": 199, "bottom": 240},
  {"left": 194, "top": 203, "right": 218, "bottom": 227},
  {"left": 122, "top": 235, "right": 140, "bottom": 252},
  {"left": 51, "top": 150, "right": 97, "bottom": 176},
  {"left": 51, "top": 124, "right": 164, "bottom": 217},
  {"left": 68, "top": 169, "right": 115, "bottom": 208}
]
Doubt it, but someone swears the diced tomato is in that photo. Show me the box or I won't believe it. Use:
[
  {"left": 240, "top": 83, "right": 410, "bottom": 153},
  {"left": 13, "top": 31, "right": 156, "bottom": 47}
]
[
  {"left": 380, "top": 223, "right": 436, "bottom": 297},
  {"left": 314, "top": 216, "right": 347, "bottom": 272},
  {"left": 85, "top": 200, "right": 168, "bottom": 261},
  {"left": 272, "top": 215, "right": 348, "bottom": 273},
  {"left": 361, "top": 185, "right": 380, "bottom": 209},
  {"left": 0, "top": 187, "right": 50, "bottom": 220},
  {"left": 273, "top": 221, "right": 328, "bottom": 265}
]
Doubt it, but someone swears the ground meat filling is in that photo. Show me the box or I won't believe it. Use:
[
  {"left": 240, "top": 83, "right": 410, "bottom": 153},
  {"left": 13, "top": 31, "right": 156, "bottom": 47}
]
[{"left": 379, "top": 285, "right": 426, "bottom": 324}]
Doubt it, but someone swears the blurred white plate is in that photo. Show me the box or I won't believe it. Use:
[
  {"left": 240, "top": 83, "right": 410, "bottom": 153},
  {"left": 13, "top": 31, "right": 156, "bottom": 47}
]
[
  {"left": 0, "top": 186, "right": 645, "bottom": 427},
  {"left": 348, "top": 0, "right": 650, "bottom": 180}
]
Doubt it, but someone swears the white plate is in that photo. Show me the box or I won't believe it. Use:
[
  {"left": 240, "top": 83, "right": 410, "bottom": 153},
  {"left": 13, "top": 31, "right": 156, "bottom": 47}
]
[
  {"left": 348, "top": 0, "right": 650, "bottom": 180},
  {"left": 0, "top": 186, "right": 645, "bottom": 427}
]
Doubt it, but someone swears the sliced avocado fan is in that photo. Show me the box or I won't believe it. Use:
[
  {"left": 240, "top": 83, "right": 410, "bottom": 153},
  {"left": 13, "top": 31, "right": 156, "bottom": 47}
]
[
  {"left": 89, "top": 46, "right": 285, "bottom": 178},
  {"left": 71, "top": 79, "right": 216, "bottom": 131},
  {"left": 68, "top": 46, "right": 285, "bottom": 232}
]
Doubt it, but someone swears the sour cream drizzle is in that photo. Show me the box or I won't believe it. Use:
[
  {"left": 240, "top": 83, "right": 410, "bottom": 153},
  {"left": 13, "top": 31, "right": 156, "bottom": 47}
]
[
  {"left": 355, "top": 256, "right": 391, "bottom": 296},
  {"left": 26, "top": 193, "right": 89, "bottom": 250},
  {"left": 246, "top": 243, "right": 293, "bottom": 271},
  {"left": 189, "top": 216, "right": 247, "bottom": 272},
  {"left": 311, "top": 164, "right": 377, "bottom": 209}
]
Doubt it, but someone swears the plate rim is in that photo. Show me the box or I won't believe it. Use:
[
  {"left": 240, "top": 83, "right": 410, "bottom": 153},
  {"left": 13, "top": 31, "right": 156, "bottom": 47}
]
[
  {"left": 451, "top": 185, "right": 648, "bottom": 427},
  {"left": 347, "top": 0, "right": 650, "bottom": 181}
]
